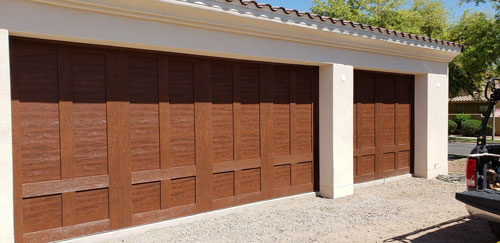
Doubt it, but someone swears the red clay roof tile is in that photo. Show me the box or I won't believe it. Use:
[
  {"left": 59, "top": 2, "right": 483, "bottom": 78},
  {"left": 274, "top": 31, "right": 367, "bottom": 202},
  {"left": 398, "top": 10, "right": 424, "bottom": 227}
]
[
  {"left": 225, "top": 0, "right": 463, "bottom": 51},
  {"left": 450, "top": 95, "right": 487, "bottom": 102}
]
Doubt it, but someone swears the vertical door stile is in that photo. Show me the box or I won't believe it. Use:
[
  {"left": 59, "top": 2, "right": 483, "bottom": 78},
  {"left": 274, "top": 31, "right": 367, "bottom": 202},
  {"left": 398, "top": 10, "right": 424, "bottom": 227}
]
[
  {"left": 106, "top": 51, "right": 132, "bottom": 229},
  {"left": 194, "top": 59, "right": 213, "bottom": 212},
  {"left": 411, "top": 77, "right": 415, "bottom": 173},
  {"left": 289, "top": 69, "right": 297, "bottom": 186},
  {"left": 11, "top": 42, "right": 23, "bottom": 243},
  {"left": 394, "top": 77, "right": 400, "bottom": 172},
  {"left": 312, "top": 68, "right": 319, "bottom": 190},
  {"left": 232, "top": 64, "right": 242, "bottom": 197},
  {"left": 158, "top": 56, "right": 171, "bottom": 209},
  {"left": 353, "top": 75, "right": 358, "bottom": 179},
  {"left": 260, "top": 64, "right": 274, "bottom": 199},
  {"left": 58, "top": 47, "right": 76, "bottom": 227},
  {"left": 374, "top": 76, "right": 384, "bottom": 179}
]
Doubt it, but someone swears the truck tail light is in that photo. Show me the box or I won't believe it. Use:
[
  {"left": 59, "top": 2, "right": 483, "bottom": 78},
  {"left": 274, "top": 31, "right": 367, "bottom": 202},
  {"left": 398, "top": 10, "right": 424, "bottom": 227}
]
[{"left": 466, "top": 158, "right": 477, "bottom": 188}]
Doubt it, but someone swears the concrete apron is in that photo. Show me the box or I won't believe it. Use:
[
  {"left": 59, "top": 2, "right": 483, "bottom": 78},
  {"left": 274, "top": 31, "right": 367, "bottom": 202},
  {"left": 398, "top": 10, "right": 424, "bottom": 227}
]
[{"left": 354, "top": 174, "right": 413, "bottom": 189}]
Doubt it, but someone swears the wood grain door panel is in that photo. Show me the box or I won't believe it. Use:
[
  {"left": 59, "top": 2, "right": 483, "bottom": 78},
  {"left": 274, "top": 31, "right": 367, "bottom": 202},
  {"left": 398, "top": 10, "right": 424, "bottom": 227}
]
[
  {"left": 11, "top": 38, "right": 318, "bottom": 242},
  {"left": 353, "top": 70, "right": 414, "bottom": 183}
]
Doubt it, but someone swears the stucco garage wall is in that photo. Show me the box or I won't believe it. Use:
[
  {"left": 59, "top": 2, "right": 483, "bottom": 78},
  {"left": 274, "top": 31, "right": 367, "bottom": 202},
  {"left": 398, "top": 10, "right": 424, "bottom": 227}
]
[
  {"left": 0, "top": 29, "right": 14, "bottom": 243},
  {"left": 414, "top": 72, "right": 450, "bottom": 178},
  {"left": 319, "top": 63, "right": 354, "bottom": 199}
]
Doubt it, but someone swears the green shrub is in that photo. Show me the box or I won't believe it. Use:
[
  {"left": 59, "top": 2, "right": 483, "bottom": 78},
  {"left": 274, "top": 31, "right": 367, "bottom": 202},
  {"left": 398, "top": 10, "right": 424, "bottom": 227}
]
[
  {"left": 448, "top": 120, "right": 457, "bottom": 134},
  {"left": 461, "top": 119, "right": 492, "bottom": 137},
  {"left": 455, "top": 113, "right": 471, "bottom": 129},
  {"left": 487, "top": 123, "right": 493, "bottom": 136}
]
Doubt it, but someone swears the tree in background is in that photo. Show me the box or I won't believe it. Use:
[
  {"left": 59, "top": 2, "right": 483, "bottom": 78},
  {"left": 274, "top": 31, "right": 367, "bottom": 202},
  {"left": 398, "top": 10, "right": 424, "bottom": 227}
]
[
  {"left": 404, "top": 0, "right": 448, "bottom": 38},
  {"left": 463, "top": 0, "right": 500, "bottom": 18},
  {"left": 447, "top": 12, "right": 500, "bottom": 96},
  {"left": 310, "top": 0, "right": 448, "bottom": 38},
  {"left": 310, "top": 0, "right": 500, "bottom": 97}
]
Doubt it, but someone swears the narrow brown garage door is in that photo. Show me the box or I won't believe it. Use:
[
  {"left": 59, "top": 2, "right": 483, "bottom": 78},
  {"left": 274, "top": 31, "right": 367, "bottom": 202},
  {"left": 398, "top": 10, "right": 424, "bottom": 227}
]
[
  {"left": 10, "top": 38, "right": 318, "bottom": 242},
  {"left": 353, "top": 70, "right": 414, "bottom": 183}
]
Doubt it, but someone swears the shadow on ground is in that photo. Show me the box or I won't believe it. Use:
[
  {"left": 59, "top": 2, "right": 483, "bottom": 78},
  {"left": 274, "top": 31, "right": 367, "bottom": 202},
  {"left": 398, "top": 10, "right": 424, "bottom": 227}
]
[
  {"left": 384, "top": 217, "right": 498, "bottom": 243},
  {"left": 448, "top": 154, "right": 466, "bottom": 160}
]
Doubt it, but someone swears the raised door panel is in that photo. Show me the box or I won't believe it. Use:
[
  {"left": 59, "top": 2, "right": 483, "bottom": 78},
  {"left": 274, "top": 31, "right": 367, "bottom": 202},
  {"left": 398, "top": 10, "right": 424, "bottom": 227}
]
[
  {"left": 396, "top": 77, "right": 412, "bottom": 146},
  {"left": 356, "top": 74, "right": 375, "bottom": 150},
  {"left": 354, "top": 72, "right": 376, "bottom": 181},
  {"left": 71, "top": 52, "right": 108, "bottom": 177},
  {"left": 396, "top": 76, "right": 413, "bottom": 172},
  {"left": 272, "top": 67, "right": 291, "bottom": 156},
  {"left": 74, "top": 188, "right": 109, "bottom": 225},
  {"left": 239, "top": 65, "right": 261, "bottom": 160},
  {"left": 128, "top": 56, "right": 160, "bottom": 172},
  {"left": 295, "top": 70, "right": 313, "bottom": 155},
  {"left": 17, "top": 54, "right": 61, "bottom": 183},
  {"left": 168, "top": 60, "right": 195, "bottom": 168},
  {"left": 211, "top": 63, "right": 234, "bottom": 163},
  {"left": 378, "top": 77, "right": 395, "bottom": 147}
]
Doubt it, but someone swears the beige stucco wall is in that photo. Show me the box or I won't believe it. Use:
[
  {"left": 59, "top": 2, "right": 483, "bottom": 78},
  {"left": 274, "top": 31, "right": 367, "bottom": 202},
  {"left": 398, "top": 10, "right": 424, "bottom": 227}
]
[
  {"left": 414, "top": 72, "right": 450, "bottom": 178},
  {"left": 319, "top": 64, "right": 354, "bottom": 199},
  {"left": 0, "top": 0, "right": 460, "bottom": 240},
  {"left": 0, "top": 29, "right": 14, "bottom": 243}
]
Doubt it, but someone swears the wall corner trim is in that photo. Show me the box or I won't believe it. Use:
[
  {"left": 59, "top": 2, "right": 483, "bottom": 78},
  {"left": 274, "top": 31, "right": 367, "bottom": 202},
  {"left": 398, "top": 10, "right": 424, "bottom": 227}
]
[{"left": 0, "top": 28, "right": 14, "bottom": 243}]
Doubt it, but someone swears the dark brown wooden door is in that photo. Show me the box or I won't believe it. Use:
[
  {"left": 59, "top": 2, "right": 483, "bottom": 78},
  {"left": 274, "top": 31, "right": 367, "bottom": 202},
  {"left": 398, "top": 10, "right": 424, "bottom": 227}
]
[
  {"left": 353, "top": 70, "right": 413, "bottom": 184},
  {"left": 10, "top": 38, "right": 318, "bottom": 242}
]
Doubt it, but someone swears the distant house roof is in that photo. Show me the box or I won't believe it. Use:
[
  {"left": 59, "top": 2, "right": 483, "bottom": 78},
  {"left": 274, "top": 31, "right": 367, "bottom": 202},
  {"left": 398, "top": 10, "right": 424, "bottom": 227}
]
[
  {"left": 449, "top": 95, "right": 487, "bottom": 103},
  {"left": 224, "top": 0, "right": 464, "bottom": 50}
]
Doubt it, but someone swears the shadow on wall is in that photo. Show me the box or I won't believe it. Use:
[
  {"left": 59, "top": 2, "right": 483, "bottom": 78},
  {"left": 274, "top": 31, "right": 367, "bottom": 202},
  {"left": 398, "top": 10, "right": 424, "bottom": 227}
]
[{"left": 384, "top": 217, "right": 497, "bottom": 243}]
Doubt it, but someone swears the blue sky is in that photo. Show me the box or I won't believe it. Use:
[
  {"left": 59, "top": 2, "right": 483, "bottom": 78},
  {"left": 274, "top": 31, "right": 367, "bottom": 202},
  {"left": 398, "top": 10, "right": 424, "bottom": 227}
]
[{"left": 261, "top": 0, "right": 494, "bottom": 21}]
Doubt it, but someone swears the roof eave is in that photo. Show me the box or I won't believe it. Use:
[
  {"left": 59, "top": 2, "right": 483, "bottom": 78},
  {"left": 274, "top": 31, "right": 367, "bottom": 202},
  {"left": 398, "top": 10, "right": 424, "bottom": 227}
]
[
  {"left": 222, "top": 0, "right": 463, "bottom": 51},
  {"left": 28, "top": 0, "right": 463, "bottom": 62}
]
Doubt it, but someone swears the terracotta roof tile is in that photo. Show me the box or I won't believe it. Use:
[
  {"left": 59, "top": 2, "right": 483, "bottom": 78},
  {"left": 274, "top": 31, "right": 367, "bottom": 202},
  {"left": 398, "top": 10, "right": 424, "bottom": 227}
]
[
  {"left": 449, "top": 95, "right": 487, "bottom": 102},
  {"left": 224, "top": 0, "right": 463, "bottom": 50}
]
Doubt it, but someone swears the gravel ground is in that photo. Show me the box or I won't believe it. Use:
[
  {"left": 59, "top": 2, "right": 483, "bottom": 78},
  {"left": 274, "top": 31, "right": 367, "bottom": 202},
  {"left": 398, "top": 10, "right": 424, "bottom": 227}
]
[
  {"left": 448, "top": 158, "right": 467, "bottom": 174},
  {"left": 437, "top": 157, "right": 467, "bottom": 184},
  {"left": 437, "top": 173, "right": 465, "bottom": 184},
  {"left": 99, "top": 177, "right": 497, "bottom": 243}
]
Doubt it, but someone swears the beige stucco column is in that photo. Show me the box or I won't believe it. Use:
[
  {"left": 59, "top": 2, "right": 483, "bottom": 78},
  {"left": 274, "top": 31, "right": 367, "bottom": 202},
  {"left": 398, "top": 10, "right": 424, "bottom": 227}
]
[
  {"left": 414, "top": 71, "right": 449, "bottom": 178},
  {"left": 319, "top": 63, "right": 354, "bottom": 199},
  {"left": 0, "top": 29, "right": 14, "bottom": 242}
]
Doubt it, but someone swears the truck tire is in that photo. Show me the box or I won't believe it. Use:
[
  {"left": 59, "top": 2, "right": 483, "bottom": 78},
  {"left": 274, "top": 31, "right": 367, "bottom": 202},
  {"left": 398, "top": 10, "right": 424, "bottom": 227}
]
[{"left": 490, "top": 221, "right": 500, "bottom": 239}]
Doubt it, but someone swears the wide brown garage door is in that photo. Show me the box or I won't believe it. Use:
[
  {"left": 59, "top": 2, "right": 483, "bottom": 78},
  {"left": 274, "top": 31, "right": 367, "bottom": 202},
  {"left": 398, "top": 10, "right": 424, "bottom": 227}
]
[
  {"left": 353, "top": 70, "right": 414, "bottom": 183},
  {"left": 10, "top": 38, "right": 318, "bottom": 242}
]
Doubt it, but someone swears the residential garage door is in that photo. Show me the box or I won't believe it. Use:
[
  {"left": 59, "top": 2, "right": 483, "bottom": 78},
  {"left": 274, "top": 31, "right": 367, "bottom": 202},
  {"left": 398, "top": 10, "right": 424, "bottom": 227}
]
[
  {"left": 10, "top": 38, "right": 318, "bottom": 242},
  {"left": 353, "top": 70, "right": 414, "bottom": 184}
]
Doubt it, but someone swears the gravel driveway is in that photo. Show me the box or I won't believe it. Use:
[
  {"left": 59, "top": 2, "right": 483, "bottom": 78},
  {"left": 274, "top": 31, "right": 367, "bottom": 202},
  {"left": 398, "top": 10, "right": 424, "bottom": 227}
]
[{"left": 97, "top": 177, "right": 497, "bottom": 243}]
